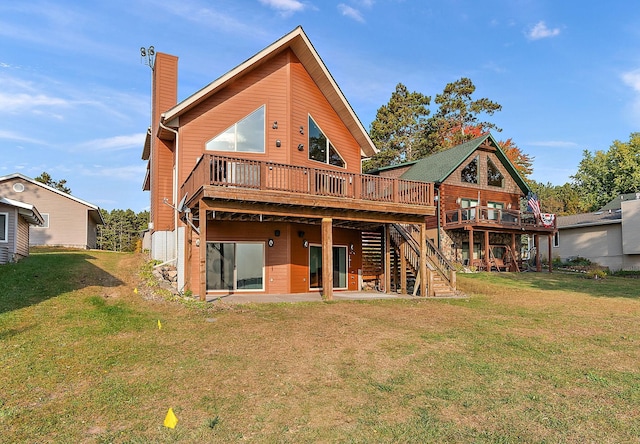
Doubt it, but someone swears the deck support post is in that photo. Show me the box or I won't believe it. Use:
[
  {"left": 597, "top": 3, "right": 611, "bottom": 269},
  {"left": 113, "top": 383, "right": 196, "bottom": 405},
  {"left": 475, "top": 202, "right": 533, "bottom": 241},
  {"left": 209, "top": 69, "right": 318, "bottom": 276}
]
[
  {"left": 185, "top": 211, "right": 192, "bottom": 292},
  {"left": 420, "top": 222, "right": 428, "bottom": 297},
  {"left": 321, "top": 217, "right": 333, "bottom": 300},
  {"left": 484, "top": 230, "right": 490, "bottom": 271},
  {"left": 400, "top": 235, "right": 407, "bottom": 295},
  {"left": 468, "top": 227, "right": 474, "bottom": 268},
  {"left": 535, "top": 234, "right": 541, "bottom": 272},
  {"left": 548, "top": 233, "right": 553, "bottom": 273},
  {"left": 199, "top": 201, "right": 208, "bottom": 301},
  {"left": 384, "top": 224, "right": 391, "bottom": 293}
]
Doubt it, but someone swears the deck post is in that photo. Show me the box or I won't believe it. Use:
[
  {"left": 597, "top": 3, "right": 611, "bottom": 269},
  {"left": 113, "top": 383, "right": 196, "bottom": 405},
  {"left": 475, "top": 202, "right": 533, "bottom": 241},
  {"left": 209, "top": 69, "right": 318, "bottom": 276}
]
[
  {"left": 400, "top": 235, "right": 407, "bottom": 295},
  {"left": 384, "top": 224, "right": 391, "bottom": 293},
  {"left": 199, "top": 201, "right": 208, "bottom": 301},
  {"left": 321, "top": 217, "right": 333, "bottom": 300},
  {"left": 469, "top": 227, "right": 474, "bottom": 268},
  {"left": 185, "top": 211, "right": 192, "bottom": 292},
  {"left": 484, "top": 230, "right": 490, "bottom": 271},
  {"left": 548, "top": 233, "right": 553, "bottom": 273},
  {"left": 420, "top": 222, "right": 428, "bottom": 297},
  {"left": 535, "top": 234, "right": 542, "bottom": 272}
]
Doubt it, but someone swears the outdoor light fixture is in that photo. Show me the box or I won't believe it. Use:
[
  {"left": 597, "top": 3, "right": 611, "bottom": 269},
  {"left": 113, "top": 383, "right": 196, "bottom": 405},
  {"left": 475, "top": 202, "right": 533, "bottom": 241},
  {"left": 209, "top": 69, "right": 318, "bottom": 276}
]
[
  {"left": 272, "top": 121, "right": 278, "bottom": 129},
  {"left": 298, "top": 144, "right": 304, "bottom": 151},
  {"left": 274, "top": 230, "right": 281, "bottom": 237},
  {"left": 299, "top": 126, "right": 304, "bottom": 134},
  {"left": 268, "top": 239, "right": 275, "bottom": 247},
  {"left": 298, "top": 231, "right": 305, "bottom": 238},
  {"left": 276, "top": 139, "right": 281, "bottom": 147},
  {"left": 303, "top": 239, "right": 309, "bottom": 248}
]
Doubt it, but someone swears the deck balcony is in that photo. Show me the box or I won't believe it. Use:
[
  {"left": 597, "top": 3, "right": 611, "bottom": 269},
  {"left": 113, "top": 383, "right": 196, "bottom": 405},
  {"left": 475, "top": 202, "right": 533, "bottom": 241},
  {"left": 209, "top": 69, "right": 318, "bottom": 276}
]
[
  {"left": 444, "top": 205, "right": 556, "bottom": 232},
  {"left": 181, "top": 154, "right": 435, "bottom": 222}
]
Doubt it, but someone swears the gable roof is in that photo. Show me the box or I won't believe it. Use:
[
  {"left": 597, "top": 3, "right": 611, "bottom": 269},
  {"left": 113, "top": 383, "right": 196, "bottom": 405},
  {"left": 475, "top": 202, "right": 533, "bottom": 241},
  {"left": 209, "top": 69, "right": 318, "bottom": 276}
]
[
  {"left": 557, "top": 210, "right": 622, "bottom": 229},
  {"left": 0, "top": 196, "right": 44, "bottom": 225},
  {"left": 0, "top": 173, "right": 105, "bottom": 225},
  {"left": 160, "top": 26, "right": 377, "bottom": 158},
  {"left": 398, "top": 133, "right": 531, "bottom": 194},
  {"left": 598, "top": 193, "right": 640, "bottom": 211}
]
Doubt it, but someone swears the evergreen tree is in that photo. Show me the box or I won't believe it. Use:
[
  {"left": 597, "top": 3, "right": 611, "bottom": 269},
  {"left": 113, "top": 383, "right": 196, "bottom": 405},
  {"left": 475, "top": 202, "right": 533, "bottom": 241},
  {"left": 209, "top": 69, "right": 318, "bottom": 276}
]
[
  {"left": 34, "top": 172, "right": 71, "bottom": 194},
  {"left": 363, "top": 83, "right": 431, "bottom": 171}
]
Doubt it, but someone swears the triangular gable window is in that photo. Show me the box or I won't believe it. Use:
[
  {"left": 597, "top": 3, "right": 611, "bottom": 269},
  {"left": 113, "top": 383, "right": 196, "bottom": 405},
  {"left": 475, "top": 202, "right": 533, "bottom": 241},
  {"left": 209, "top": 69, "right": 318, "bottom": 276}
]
[
  {"left": 206, "top": 106, "right": 265, "bottom": 153},
  {"left": 308, "top": 116, "right": 345, "bottom": 168},
  {"left": 487, "top": 158, "right": 504, "bottom": 187},
  {"left": 461, "top": 156, "right": 478, "bottom": 184}
]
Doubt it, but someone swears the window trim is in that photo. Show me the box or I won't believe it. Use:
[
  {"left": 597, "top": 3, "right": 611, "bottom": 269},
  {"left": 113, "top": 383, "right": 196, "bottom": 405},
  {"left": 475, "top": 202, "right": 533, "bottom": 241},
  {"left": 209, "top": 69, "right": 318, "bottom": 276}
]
[
  {"left": 461, "top": 155, "right": 479, "bottom": 184},
  {"left": 0, "top": 212, "right": 7, "bottom": 243},
  {"left": 553, "top": 232, "right": 560, "bottom": 248},
  {"left": 205, "top": 105, "right": 266, "bottom": 154},
  {"left": 309, "top": 243, "right": 348, "bottom": 290},
  {"left": 487, "top": 158, "right": 505, "bottom": 188},
  {"left": 205, "top": 241, "right": 265, "bottom": 292},
  {"left": 34, "top": 213, "right": 49, "bottom": 229},
  {"left": 308, "top": 115, "right": 346, "bottom": 168}
]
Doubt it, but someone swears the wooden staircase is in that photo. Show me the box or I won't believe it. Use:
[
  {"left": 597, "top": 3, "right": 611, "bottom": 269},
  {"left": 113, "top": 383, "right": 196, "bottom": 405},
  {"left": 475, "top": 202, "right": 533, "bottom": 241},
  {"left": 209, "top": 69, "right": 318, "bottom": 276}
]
[{"left": 361, "top": 225, "right": 458, "bottom": 297}]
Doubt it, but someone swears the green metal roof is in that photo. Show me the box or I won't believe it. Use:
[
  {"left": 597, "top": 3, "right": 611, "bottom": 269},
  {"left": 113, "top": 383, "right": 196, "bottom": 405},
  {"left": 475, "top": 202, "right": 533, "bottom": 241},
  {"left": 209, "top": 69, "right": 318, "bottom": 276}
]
[{"left": 399, "top": 133, "right": 531, "bottom": 195}]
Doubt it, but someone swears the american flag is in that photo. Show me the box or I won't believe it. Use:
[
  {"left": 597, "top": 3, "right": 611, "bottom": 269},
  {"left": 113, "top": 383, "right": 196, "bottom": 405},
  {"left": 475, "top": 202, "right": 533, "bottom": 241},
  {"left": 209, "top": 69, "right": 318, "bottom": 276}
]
[{"left": 527, "top": 192, "right": 541, "bottom": 220}]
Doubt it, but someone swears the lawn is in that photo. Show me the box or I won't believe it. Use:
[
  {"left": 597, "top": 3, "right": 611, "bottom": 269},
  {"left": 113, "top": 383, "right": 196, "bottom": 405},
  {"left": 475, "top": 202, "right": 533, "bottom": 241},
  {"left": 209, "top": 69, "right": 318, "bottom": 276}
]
[{"left": 1, "top": 249, "right": 639, "bottom": 443}]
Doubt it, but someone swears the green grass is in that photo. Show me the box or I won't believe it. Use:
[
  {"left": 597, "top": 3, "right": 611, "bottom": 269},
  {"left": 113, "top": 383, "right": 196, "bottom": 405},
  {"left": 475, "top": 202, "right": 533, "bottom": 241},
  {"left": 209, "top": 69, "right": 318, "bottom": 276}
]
[{"left": 1, "top": 250, "right": 640, "bottom": 442}]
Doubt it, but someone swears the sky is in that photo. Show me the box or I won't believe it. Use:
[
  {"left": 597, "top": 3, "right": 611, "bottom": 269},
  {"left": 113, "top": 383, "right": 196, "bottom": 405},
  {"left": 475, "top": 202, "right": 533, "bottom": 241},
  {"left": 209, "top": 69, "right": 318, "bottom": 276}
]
[{"left": 2, "top": 1, "right": 640, "bottom": 212}]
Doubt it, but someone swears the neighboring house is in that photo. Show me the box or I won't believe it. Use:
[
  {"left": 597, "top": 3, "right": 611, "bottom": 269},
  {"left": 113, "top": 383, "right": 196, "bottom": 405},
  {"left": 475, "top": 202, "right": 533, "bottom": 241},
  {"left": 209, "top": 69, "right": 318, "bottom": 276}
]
[
  {"left": 0, "top": 197, "right": 44, "bottom": 264},
  {"left": 142, "top": 27, "right": 451, "bottom": 300},
  {"left": 0, "top": 173, "right": 104, "bottom": 249},
  {"left": 369, "top": 134, "right": 557, "bottom": 271},
  {"left": 548, "top": 193, "right": 640, "bottom": 271}
]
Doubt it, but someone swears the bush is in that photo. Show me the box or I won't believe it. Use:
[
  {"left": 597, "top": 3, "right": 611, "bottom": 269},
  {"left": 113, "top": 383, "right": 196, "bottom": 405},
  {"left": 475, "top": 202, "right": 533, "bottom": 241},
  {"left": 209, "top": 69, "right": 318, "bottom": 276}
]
[{"left": 585, "top": 268, "right": 607, "bottom": 280}]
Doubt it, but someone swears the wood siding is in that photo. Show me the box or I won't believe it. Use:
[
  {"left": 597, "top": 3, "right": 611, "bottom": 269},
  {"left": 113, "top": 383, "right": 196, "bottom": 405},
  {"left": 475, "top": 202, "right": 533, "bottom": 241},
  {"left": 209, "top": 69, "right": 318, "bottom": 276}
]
[{"left": 0, "top": 178, "right": 94, "bottom": 248}]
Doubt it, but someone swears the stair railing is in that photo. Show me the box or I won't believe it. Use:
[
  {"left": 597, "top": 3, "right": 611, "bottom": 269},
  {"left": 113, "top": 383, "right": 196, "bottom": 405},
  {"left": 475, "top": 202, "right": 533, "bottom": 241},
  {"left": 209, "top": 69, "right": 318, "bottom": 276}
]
[{"left": 390, "top": 223, "right": 457, "bottom": 292}]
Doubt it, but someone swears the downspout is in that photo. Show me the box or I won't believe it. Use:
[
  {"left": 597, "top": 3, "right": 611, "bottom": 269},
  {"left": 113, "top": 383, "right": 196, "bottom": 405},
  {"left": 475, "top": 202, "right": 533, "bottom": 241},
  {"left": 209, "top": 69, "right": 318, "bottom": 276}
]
[{"left": 159, "top": 118, "right": 179, "bottom": 265}]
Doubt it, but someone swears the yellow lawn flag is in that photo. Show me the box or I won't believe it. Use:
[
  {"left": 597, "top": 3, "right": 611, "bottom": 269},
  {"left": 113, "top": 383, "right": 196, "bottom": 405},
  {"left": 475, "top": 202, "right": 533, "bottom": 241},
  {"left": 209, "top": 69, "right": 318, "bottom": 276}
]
[
  {"left": 134, "top": 287, "right": 138, "bottom": 294},
  {"left": 158, "top": 319, "right": 162, "bottom": 330},
  {"left": 164, "top": 407, "right": 178, "bottom": 429}
]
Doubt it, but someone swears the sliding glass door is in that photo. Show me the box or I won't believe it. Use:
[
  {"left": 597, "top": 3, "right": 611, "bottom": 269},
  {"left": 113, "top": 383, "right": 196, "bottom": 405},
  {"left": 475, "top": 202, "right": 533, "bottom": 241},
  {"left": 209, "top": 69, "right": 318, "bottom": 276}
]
[
  {"left": 309, "top": 245, "right": 347, "bottom": 290},
  {"left": 206, "top": 242, "right": 264, "bottom": 291}
]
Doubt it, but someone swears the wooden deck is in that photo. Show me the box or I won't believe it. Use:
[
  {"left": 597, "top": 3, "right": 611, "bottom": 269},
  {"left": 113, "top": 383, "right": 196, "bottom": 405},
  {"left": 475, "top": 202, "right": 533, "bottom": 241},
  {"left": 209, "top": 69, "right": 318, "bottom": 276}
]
[
  {"left": 444, "top": 205, "right": 556, "bottom": 233},
  {"left": 181, "top": 154, "right": 435, "bottom": 222}
]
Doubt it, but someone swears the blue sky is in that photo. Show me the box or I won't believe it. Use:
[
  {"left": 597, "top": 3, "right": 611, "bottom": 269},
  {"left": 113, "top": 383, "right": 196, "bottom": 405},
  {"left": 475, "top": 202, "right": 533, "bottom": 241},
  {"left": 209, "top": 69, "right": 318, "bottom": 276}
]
[{"left": 2, "top": 1, "right": 640, "bottom": 212}]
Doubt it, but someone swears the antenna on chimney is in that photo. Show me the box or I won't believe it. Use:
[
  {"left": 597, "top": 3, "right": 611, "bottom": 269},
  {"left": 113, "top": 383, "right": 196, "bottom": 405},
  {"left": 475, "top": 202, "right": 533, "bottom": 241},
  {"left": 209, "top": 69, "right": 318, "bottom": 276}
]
[{"left": 140, "top": 46, "right": 156, "bottom": 70}]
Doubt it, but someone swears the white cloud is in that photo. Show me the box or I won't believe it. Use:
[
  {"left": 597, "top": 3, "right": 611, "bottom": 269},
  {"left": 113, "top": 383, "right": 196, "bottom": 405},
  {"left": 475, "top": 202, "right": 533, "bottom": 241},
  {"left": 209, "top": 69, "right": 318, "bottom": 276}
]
[
  {"left": 527, "top": 21, "right": 561, "bottom": 40},
  {"left": 338, "top": 4, "right": 365, "bottom": 23},
  {"left": 74, "top": 133, "right": 146, "bottom": 152},
  {"left": 0, "top": 129, "right": 45, "bottom": 144},
  {"left": 258, "top": 0, "right": 306, "bottom": 16},
  {"left": 622, "top": 69, "right": 640, "bottom": 92}
]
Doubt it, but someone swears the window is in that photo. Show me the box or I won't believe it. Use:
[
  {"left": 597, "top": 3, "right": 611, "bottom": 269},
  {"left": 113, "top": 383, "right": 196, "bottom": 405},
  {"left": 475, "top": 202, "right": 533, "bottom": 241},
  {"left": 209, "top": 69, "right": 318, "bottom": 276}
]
[
  {"left": 0, "top": 213, "right": 7, "bottom": 242},
  {"left": 206, "top": 106, "right": 265, "bottom": 153},
  {"left": 461, "top": 156, "right": 478, "bottom": 184},
  {"left": 309, "top": 245, "right": 347, "bottom": 289},
  {"left": 34, "top": 213, "right": 49, "bottom": 229},
  {"left": 308, "top": 116, "right": 345, "bottom": 168},
  {"left": 487, "top": 202, "right": 504, "bottom": 220},
  {"left": 460, "top": 198, "right": 478, "bottom": 220},
  {"left": 206, "top": 242, "right": 264, "bottom": 291},
  {"left": 553, "top": 232, "right": 559, "bottom": 248},
  {"left": 487, "top": 158, "right": 504, "bottom": 187}
]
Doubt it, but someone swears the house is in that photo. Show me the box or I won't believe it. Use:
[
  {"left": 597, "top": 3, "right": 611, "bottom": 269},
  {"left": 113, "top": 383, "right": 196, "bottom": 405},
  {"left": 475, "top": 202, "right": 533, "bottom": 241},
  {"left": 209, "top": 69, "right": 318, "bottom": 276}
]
[
  {"left": 0, "top": 197, "right": 44, "bottom": 264},
  {"left": 0, "top": 173, "right": 104, "bottom": 249},
  {"left": 369, "top": 134, "right": 557, "bottom": 271},
  {"left": 548, "top": 193, "right": 640, "bottom": 271},
  {"left": 142, "top": 26, "right": 455, "bottom": 300}
]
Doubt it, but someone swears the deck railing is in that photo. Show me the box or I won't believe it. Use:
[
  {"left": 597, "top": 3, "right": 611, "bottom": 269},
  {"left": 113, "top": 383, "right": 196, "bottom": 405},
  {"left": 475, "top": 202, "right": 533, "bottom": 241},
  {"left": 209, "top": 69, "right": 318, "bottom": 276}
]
[
  {"left": 181, "top": 154, "right": 434, "bottom": 206},
  {"left": 445, "top": 205, "right": 556, "bottom": 229}
]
